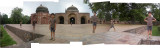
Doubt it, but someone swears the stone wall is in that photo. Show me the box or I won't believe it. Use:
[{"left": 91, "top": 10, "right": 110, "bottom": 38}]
[
  {"left": 6, "top": 25, "right": 44, "bottom": 42},
  {"left": 138, "top": 39, "right": 160, "bottom": 45},
  {"left": 124, "top": 26, "right": 147, "bottom": 34}
]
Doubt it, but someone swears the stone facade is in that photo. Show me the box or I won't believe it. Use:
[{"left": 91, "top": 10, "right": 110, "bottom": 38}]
[
  {"left": 31, "top": 5, "right": 90, "bottom": 24},
  {"left": 31, "top": 4, "right": 50, "bottom": 24},
  {"left": 31, "top": 12, "right": 50, "bottom": 24}
]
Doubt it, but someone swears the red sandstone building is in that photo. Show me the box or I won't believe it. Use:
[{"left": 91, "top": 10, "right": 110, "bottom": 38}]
[
  {"left": 31, "top": 4, "right": 50, "bottom": 24},
  {"left": 31, "top": 4, "right": 91, "bottom": 24}
]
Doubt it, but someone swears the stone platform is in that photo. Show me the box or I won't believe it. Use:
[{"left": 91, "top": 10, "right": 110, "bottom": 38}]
[{"left": 5, "top": 24, "right": 160, "bottom": 45}]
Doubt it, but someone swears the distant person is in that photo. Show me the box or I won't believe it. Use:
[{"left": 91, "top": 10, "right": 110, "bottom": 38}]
[
  {"left": 144, "top": 11, "right": 156, "bottom": 39},
  {"left": 71, "top": 20, "right": 72, "bottom": 26},
  {"left": 49, "top": 13, "right": 56, "bottom": 41},
  {"left": 20, "top": 21, "right": 22, "bottom": 28},
  {"left": 91, "top": 11, "right": 98, "bottom": 33},
  {"left": 32, "top": 19, "right": 36, "bottom": 31},
  {"left": 3, "top": 24, "right": 6, "bottom": 28},
  {"left": 109, "top": 19, "right": 116, "bottom": 32}
]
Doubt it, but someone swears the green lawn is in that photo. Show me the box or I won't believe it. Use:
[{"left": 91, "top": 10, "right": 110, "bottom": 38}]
[
  {"left": 0, "top": 25, "right": 17, "bottom": 47},
  {"left": 152, "top": 26, "right": 160, "bottom": 36}
]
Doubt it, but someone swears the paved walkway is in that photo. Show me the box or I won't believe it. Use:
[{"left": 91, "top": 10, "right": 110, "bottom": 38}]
[
  {"left": 6, "top": 24, "right": 160, "bottom": 45},
  {"left": 83, "top": 24, "right": 148, "bottom": 45},
  {"left": 7, "top": 24, "right": 109, "bottom": 44}
]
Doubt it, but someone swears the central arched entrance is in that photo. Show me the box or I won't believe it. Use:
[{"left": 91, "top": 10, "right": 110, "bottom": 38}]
[
  {"left": 59, "top": 16, "right": 64, "bottom": 24},
  {"left": 41, "top": 17, "right": 47, "bottom": 24},
  {"left": 70, "top": 17, "right": 75, "bottom": 24},
  {"left": 81, "top": 17, "right": 85, "bottom": 24}
]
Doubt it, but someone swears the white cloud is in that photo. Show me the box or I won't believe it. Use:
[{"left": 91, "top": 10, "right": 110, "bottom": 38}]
[
  {"left": 23, "top": 0, "right": 93, "bottom": 16},
  {"left": 0, "top": 0, "right": 59, "bottom": 18}
]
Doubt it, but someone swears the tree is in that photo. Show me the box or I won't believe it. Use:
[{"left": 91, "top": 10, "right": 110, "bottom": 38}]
[
  {"left": 22, "top": 15, "right": 30, "bottom": 24},
  {"left": 10, "top": 7, "right": 23, "bottom": 24},
  {"left": 0, "top": 13, "right": 2, "bottom": 24},
  {"left": 150, "top": 4, "right": 160, "bottom": 25},
  {"left": 85, "top": 2, "right": 119, "bottom": 21},
  {"left": 1, "top": 14, "right": 8, "bottom": 24},
  {"left": 118, "top": 3, "right": 152, "bottom": 24},
  {"left": 83, "top": 0, "right": 154, "bottom": 24},
  {"left": 151, "top": 4, "right": 160, "bottom": 21},
  {"left": 152, "top": 9, "right": 160, "bottom": 21}
]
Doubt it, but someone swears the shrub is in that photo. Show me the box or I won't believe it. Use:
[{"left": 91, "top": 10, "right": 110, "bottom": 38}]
[
  {"left": 0, "top": 25, "right": 2, "bottom": 39},
  {"left": 0, "top": 25, "right": 16, "bottom": 47},
  {"left": 158, "top": 25, "right": 160, "bottom": 31}
]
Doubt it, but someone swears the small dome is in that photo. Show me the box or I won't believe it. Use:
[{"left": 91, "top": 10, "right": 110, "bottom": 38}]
[
  {"left": 36, "top": 4, "right": 49, "bottom": 13},
  {"left": 66, "top": 5, "right": 79, "bottom": 12}
]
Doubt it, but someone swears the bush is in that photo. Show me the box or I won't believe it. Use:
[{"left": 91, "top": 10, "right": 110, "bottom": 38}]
[
  {"left": 158, "top": 25, "right": 160, "bottom": 31},
  {"left": 0, "top": 25, "right": 16, "bottom": 47},
  {"left": 0, "top": 25, "right": 2, "bottom": 39},
  {"left": 153, "top": 21, "right": 160, "bottom": 26}
]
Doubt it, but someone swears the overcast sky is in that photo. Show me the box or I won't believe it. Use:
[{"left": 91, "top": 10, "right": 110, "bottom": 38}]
[
  {"left": 0, "top": 0, "right": 93, "bottom": 18},
  {"left": 0, "top": 0, "right": 154, "bottom": 18},
  {"left": 23, "top": 0, "right": 93, "bottom": 17}
]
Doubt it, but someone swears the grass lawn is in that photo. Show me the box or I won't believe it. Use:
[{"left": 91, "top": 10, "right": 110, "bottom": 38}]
[
  {"left": 152, "top": 26, "right": 160, "bottom": 36},
  {"left": 0, "top": 25, "right": 17, "bottom": 47}
]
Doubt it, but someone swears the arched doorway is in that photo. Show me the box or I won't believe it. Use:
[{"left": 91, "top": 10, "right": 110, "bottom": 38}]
[
  {"left": 59, "top": 16, "right": 64, "bottom": 24},
  {"left": 41, "top": 17, "right": 47, "bottom": 24},
  {"left": 81, "top": 17, "right": 85, "bottom": 24},
  {"left": 70, "top": 17, "right": 75, "bottom": 24}
]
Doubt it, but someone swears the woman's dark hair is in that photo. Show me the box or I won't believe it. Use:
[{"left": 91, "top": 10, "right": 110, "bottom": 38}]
[
  {"left": 111, "top": 18, "right": 113, "bottom": 20},
  {"left": 50, "top": 13, "right": 55, "bottom": 16},
  {"left": 148, "top": 11, "right": 152, "bottom": 14},
  {"left": 92, "top": 11, "right": 96, "bottom": 13}
]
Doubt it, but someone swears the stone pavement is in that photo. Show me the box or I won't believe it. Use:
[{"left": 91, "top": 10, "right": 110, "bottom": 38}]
[
  {"left": 104, "top": 24, "right": 160, "bottom": 45},
  {"left": 84, "top": 24, "right": 148, "bottom": 45},
  {"left": 104, "top": 31, "right": 142, "bottom": 44},
  {"left": 5, "top": 24, "right": 160, "bottom": 46},
  {"left": 6, "top": 24, "right": 109, "bottom": 44},
  {"left": 33, "top": 24, "right": 110, "bottom": 44},
  {"left": 104, "top": 24, "right": 147, "bottom": 45}
]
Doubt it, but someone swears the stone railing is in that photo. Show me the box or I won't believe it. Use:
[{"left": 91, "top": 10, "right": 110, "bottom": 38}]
[
  {"left": 138, "top": 39, "right": 160, "bottom": 45},
  {"left": 6, "top": 24, "right": 44, "bottom": 42},
  {"left": 123, "top": 26, "right": 147, "bottom": 34}
]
